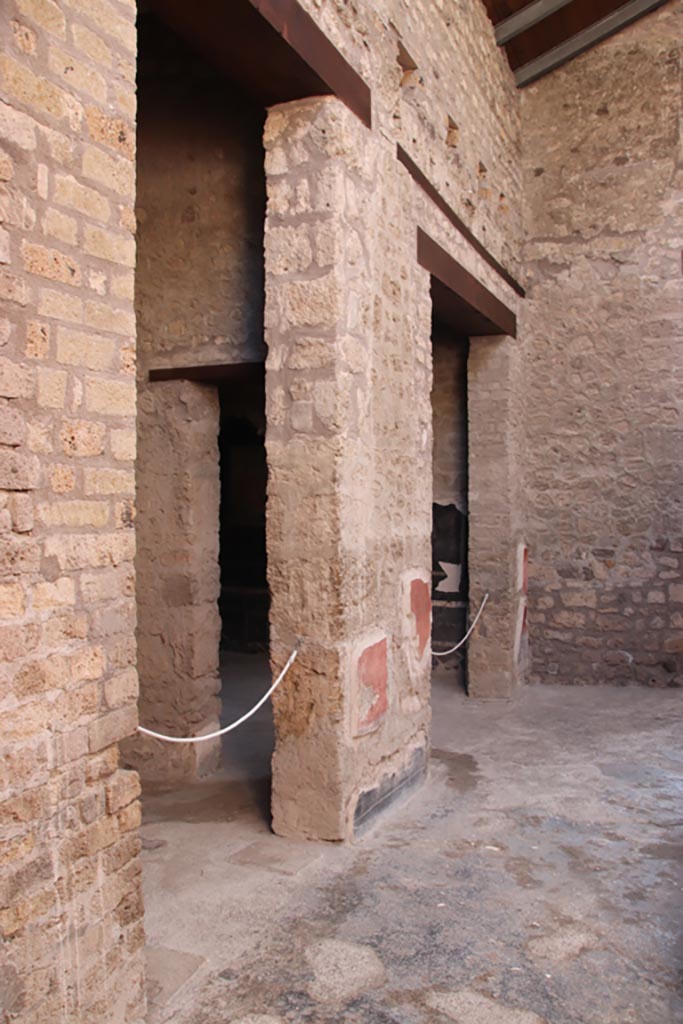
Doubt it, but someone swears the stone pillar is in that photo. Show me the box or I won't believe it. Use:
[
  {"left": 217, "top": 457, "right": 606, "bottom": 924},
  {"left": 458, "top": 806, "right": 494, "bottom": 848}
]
[
  {"left": 123, "top": 381, "right": 222, "bottom": 780},
  {"left": 467, "top": 336, "right": 527, "bottom": 697},
  {"left": 264, "top": 97, "right": 432, "bottom": 840}
]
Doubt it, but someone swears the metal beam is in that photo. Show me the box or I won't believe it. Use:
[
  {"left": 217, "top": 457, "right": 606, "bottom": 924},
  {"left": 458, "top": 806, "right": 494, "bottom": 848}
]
[
  {"left": 515, "top": 0, "right": 669, "bottom": 86},
  {"left": 495, "top": 0, "right": 574, "bottom": 46}
]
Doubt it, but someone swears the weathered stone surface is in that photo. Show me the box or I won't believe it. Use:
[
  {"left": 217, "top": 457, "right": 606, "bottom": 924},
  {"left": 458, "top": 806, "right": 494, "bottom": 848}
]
[
  {"left": 521, "top": 2, "right": 683, "bottom": 689},
  {"left": 0, "top": 0, "right": 143, "bottom": 1020},
  {"left": 305, "top": 939, "right": 385, "bottom": 1005},
  {"left": 427, "top": 989, "right": 546, "bottom": 1024}
]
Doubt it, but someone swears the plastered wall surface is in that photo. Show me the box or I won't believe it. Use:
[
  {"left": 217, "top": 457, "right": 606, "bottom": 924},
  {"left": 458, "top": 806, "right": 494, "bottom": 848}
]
[
  {"left": 0, "top": 0, "right": 144, "bottom": 1020},
  {"left": 522, "top": 1, "right": 683, "bottom": 688}
]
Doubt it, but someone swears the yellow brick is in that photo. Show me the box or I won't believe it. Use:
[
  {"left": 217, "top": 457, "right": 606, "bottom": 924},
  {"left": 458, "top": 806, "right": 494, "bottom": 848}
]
[
  {"left": 84, "top": 299, "right": 134, "bottom": 336},
  {"left": 70, "top": 645, "right": 105, "bottom": 682},
  {"left": 0, "top": 269, "right": 28, "bottom": 306},
  {"left": 110, "top": 428, "right": 135, "bottom": 462},
  {"left": 33, "top": 576, "right": 75, "bottom": 610},
  {"left": 82, "top": 145, "right": 134, "bottom": 197},
  {"left": 16, "top": 0, "right": 65, "bottom": 38},
  {"left": 22, "top": 241, "right": 81, "bottom": 286},
  {"left": 88, "top": 269, "right": 107, "bottom": 295},
  {"left": 38, "top": 500, "right": 109, "bottom": 528},
  {"left": 37, "top": 367, "right": 67, "bottom": 409},
  {"left": 0, "top": 56, "right": 66, "bottom": 121},
  {"left": 50, "top": 464, "right": 75, "bottom": 492},
  {"left": 114, "top": 86, "right": 136, "bottom": 119},
  {"left": 120, "top": 344, "right": 135, "bottom": 375},
  {"left": 118, "top": 204, "right": 135, "bottom": 233},
  {"left": 71, "top": 23, "right": 112, "bottom": 67},
  {"left": 0, "top": 151, "right": 13, "bottom": 181},
  {"left": 43, "top": 530, "right": 134, "bottom": 572},
  {"left": 82, "top": 223, "right": 134, "bottom": 267},
  {"left": 0, "top": 583, "right": 25, "bottom": 618},
  {"left": 39, "top": 124, "right": 73, "bottom": 165},
  {"left": 80, "top": 566, "right": 129, "bottom": 603},
  {"left": 54, "top": 174, "right": 110, "bottom": 222},
  {"left": 0, "top": 700, "right": 50, "bottom": 740},
  {"left": 26, "top": 320, "right": 49, "bottom": 359},
  {"left": 41, "top": 207, "right": 78, "bottom": 246},
  {"left": 60, "top": 417, "right": 105, "bottom": 457},
  {"left": 48, "top": 47, "right": 107, "bottom": 103},
  {"left": 64, "top": 0, "right": 135, "bottom": 53},
  {"left": 84, "top": 467, "right": 133, "bottom": 496},
  {"left": 56, "top": 326, "right": 114, "bottom": 370},
  {"left": 85, "top": 106, "right": 134, "bottom": 159},
  {"left": 27, "top": 420, "right": 52, "bottom": 454},
  {"left": 114, "top": 498, "right": 134, "bottom": 529},
  {"left": 85, "top": 378, "right": 134, "bottom": 417},
  {"left": 110, "top": 270, "right": 133, "bottom": 301},
  {"left": 12, "top": 19, "right": 37, "bottom": 55},
  {"left": 38, "top": 287, "right": 82, "bottom": 322}
]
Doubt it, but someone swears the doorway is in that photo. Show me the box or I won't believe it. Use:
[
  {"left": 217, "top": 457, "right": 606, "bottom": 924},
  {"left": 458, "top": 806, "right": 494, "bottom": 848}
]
[
  {"left": 217, "top": 372, "right": 273, "bottom": 812},
  {"left": 431, "top": 326, "right": 469, "bottom": 692},
  {"left": 130, "top": 8, "right": 268, "bottom": 787}
]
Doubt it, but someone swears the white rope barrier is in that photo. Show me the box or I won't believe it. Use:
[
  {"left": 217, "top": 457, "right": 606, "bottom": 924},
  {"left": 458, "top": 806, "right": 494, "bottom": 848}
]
[
  {"left": 432, "top": 592, "right": 489, "bottom": 657},
  {"left": 137, "top": 647, "right": 299, "bottom": 744}
]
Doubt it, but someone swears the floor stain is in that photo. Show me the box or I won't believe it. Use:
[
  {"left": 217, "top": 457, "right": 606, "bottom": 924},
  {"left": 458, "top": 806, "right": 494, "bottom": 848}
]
[
  {"left": 431, "top": 750, "right": 480, "bottom": 792},
  {"left": 639, "top": 841, "right": 683, "bottom": 861}
]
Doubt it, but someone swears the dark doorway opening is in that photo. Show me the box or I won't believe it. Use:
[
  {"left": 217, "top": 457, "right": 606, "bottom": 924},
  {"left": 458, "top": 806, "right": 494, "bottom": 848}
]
[
  {"left": 217, "top": 373, "right": 273, "bottom": 813},
  {"left": 431, "top": 326, "right": 469, "bottom": 692}
]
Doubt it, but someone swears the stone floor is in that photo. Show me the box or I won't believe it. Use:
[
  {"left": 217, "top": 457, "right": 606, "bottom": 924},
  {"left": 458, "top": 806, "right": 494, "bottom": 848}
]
[{"left": 140, "top": 657, "right": 683, "bottom": 1024}]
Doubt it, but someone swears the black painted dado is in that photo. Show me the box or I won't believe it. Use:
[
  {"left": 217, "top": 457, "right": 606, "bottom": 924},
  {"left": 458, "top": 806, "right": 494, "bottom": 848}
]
[{"left": 353, "top": 746, "right": 428, "bottom": 834}]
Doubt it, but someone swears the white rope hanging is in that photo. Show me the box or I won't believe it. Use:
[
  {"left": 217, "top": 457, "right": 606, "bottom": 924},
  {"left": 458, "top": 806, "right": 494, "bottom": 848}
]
[
  {"left": 137, "top": 647, "right": 298, "bottom": 744},
  {"left": 432, "top": 592, "right": 489, "bottom": 657}
]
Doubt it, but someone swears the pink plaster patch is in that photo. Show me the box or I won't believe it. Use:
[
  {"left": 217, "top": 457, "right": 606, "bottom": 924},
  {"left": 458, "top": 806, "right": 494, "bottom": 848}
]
[
  {"left": 410, "top": 578, "right": 431, "bottom": 659},
  {"left": 356, "top": 638, "right": 388, "bottom": 734}
]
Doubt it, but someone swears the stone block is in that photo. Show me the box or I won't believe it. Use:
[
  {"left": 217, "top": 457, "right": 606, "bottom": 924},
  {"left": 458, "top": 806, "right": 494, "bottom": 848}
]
[
  {"left": 0, "top": 449, "right": 40, "bottom": 490},
  {"left": 88, "top": 707, "right": 137, "bottom": 753}
]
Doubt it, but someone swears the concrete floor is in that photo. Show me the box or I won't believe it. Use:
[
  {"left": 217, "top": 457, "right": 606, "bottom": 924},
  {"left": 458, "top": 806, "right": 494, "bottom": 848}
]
[{"left": 141, "top": 659, "right": 683, "bottom": 1024}]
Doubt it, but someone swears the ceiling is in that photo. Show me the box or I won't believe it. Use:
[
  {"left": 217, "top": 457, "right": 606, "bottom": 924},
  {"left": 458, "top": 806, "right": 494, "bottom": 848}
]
[{"left": 482, "top": 0, "right": 670, "bottom": 86}]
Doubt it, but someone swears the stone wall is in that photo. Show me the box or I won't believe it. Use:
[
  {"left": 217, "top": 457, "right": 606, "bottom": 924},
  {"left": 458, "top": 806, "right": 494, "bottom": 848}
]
[
  {"left": 264, "top": 96, "right": 434, "bottom": 840},
  {"left": 521, "top": 1, "right": 683, "bottom": 687},
  {"left": 128, "top": 22, "right": 267, "bottom": 779},
  {"left": 0, "top": 0, "right": 144, "bottom": 1021},
  {"left": 297, "top": 0, "right": 522, "bottom": 276}
]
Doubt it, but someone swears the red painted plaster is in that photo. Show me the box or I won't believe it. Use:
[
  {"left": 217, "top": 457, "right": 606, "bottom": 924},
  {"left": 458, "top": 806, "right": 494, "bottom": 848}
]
[
  {"left": 357, "top": 638, "right": 388, "bottom": 733},
  {"left": 410, "top": 578, "right": 431, "bottom": 658}
]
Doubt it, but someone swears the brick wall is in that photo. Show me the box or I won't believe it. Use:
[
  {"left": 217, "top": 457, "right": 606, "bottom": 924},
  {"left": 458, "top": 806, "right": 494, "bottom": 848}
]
[
  {"left": 522, "top": 1, "right": 683, "bottom": 687},
  {"left": 0, "top": 0, "right": 144, "bottom": 1021}
]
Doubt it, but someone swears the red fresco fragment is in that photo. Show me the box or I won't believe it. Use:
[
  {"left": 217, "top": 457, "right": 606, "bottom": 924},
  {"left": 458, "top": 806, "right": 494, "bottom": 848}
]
[
  {"left": 357, "top": 638, "right": 388, "bottom": 732},
  {"left": 410, "top": 577, "right": 431, "bottom": 659}
]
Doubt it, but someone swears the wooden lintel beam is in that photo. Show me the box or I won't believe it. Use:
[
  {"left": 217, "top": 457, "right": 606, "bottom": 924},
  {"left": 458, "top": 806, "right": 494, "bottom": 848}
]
[
  {"left": 148, "top": 362, "right": 265, "bottom": 385},
  {"left": 417, "top": 229, "right": 517, "bottom": 338}
]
